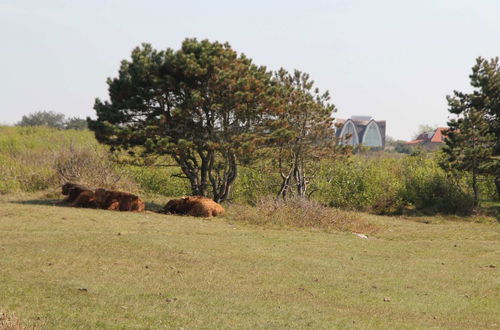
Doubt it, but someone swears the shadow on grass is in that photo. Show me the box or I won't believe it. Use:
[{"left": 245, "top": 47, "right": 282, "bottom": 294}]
[
  {"left": 145, "top": 200, "right": 165, "bottom": 213},
  {"left": 8, "top": 199, "right": 61, "bottom": 206},
  {"left": 8, "top": 199, "right": 167, "bottom": 214}
]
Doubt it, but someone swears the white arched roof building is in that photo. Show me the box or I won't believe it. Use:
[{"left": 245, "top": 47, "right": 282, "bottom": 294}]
[{"left": 335, "top": 116, "right": 386, "bottom": 148}]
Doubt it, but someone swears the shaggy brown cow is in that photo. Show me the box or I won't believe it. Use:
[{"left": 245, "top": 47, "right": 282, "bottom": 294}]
[
  {"left": 94, "top": 188, "right": 145, "bottom": 212},
  {"left": 163, "top": 196, "right": 224, "bottom": 217},
  {"left": 60, "top": 182, "right": 92, "bottom": 204},
  {"left": 71, "top": 190, "right": 98, "bottom": 208}
]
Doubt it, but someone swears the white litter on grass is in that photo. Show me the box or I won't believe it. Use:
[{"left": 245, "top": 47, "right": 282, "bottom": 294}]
[{"left": 353, "top": 233, "right": 368, "bottom": 239}]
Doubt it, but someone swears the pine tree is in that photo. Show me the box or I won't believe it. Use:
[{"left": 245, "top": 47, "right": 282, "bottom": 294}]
[
  {"left": 88, "top": 40, "right": 277, "bottom": 202},
  {"left": 266, "top": 69, "right": 346, "bottom": 199},
  {"left": 442, "top": 57, "right": 500, "bottom": 205},
  {"left": 443, "top": 108, "right": 495, "bottom": 206}
]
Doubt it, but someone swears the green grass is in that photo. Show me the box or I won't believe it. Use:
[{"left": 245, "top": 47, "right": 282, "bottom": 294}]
[{"left": 0, "top": 193, "right": 499, "bottom": 329}]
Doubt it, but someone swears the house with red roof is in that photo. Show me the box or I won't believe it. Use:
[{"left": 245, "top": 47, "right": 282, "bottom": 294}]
[{"left": 405, "top": 127, "right": 448, "bottom": 149}]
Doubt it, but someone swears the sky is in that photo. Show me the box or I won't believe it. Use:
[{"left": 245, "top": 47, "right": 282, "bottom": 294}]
[{"left": 1, "top": 0, "right": 499, "bottom": 140}]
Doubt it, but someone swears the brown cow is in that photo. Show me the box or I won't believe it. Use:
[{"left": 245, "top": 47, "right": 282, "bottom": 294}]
[
  {"left": 71, "top": 190, "right": 98, "bottom": 208},
  {"left": 163, "top": 196, "right": 224, "bottom": 217},
  {"left": 60, "top": 182, "right": 92, "bottom": 204},
  {"left": 94, "top": 188, "right": 145, "bottom": 212}
]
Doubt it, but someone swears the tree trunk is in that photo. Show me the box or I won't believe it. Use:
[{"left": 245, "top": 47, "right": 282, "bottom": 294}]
[
  {"left": 495, "top": 176, "right": 500, "bottom": 198},
  {"left": 209, "top": 151, "right": 238, "bottom": 203},
  {"left": 472, "top": 169, "right": 479, "bottom": 208},
  {"left": 277, "top": 170, "right": 293, "bottom": 200}
]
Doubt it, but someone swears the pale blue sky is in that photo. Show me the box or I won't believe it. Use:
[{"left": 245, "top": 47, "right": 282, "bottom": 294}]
[{"left": 1, "top": 0, "right": 499, "bottom": 140}]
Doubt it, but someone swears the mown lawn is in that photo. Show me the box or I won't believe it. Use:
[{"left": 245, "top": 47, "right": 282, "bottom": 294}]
[{"left": 0, "top": 194, "right": 499, "bottom": 329}]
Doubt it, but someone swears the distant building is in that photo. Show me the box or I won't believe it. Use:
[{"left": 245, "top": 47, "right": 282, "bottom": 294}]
[
  {"left": 405, "top": 127, "right": 448, "bottom": 149},
  {"left": 335, "top": 116, "right": 386, "bottom": 148}
]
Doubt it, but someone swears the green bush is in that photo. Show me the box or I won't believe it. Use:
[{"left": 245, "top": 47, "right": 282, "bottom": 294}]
[
  {"left": 124, "top": 165, "right": 190, "bottom": 196},
  {"left": 231, "top": 166, "right": 280, "bottom": 205},
  {"left": 313, "top": 155, "right": 475, "bottom": 215},
  {"left": 314, "top": 158, "right": 404, "bottom": 213},
  {"left": 400, "top": 156, "right": 474, "bottom": 214}
]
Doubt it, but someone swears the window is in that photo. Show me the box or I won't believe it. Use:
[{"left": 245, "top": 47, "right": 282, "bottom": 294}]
[
  {"left": 362, "top": 121, "right": 382, "bottom": 147},
  {"left": 340, "top": 120, "right": 359, "bottom": 145}
]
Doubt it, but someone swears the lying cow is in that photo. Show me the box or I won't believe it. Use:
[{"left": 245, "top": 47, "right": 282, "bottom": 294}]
[
  {"left": 60, "top": 182, "right": 91, "bottom": 204},
  {"left": 71, "top": 190, "right": 98, "bottom": 208},
  {"left": 94, "top": 188, "right": 145, "bottom": 212},
  {"left": 163, "top": 196, "right": 224, "bottom": 217}
]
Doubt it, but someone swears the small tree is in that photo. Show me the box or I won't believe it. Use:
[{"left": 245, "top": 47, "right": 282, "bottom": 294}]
[
  {"left": 17, "top": 110, "right": 66, "bottom": 129},
  {"left": 65, "top": 117, "right": 88, "bottom": 130},
  {"left": 442, "top": 109, "right": 495, "bottom": 206},
  {"left": 267, "top": 69, "right": 345, "bottom": 199},
  {"left": 88, "top": 40, "right": 276, "bottom": 202},
  {"left": 442, "top": 57, "right": 499, "bottom": 205},
  {"left": 413, "top": 124, "right": 438, "bottom": 139}
]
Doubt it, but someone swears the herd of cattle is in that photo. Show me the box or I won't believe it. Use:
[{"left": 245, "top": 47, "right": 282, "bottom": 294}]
[{"left": 59, "top": 182, "right": 225, "bottom": 217}]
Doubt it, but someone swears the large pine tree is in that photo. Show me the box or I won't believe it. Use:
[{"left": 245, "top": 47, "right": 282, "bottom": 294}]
[{"left": 88, "top": 40, "right": 276, "bottom": 202}]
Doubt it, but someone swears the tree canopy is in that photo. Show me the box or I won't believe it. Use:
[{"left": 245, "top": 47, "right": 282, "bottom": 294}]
[
  {"left": 266, "top": 69, "right": 344, "bottom": 199},
  {"left": 88, "top": 39, "right": 278, "bottom": 202},
  {"left": 17, "top": 111, "right": 66, "bottom": 129},
  {"left": 442, "top": 57, "right": 500, "bottom": 202},
  {"left": 17, "top": 111, "right": 87, "bottom": 130}
]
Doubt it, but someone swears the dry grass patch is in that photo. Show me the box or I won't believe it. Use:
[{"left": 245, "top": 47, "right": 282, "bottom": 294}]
[
  {"left": 0, "top": 311, "right": 26, "bottom": 330},
  {"left": 228, "top": 197, "right": 379, "bottom": 234}
]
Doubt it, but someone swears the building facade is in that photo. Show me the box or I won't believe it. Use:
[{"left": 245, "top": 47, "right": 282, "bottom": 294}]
[{"left": 335, "top": 116, "right": 386, "bottom": 148}]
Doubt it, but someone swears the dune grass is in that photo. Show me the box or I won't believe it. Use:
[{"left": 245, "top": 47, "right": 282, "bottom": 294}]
[{"left": 0, "top": 193, "right": 499, "bottom": 329}]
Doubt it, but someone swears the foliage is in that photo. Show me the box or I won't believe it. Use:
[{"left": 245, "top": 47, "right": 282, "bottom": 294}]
[
  {"left": 231, "top": 164, "right": 280, "bottom": 205},
  {"left": 401, "top": 155, "right": 474, "bottom": 214},
  {"left": 412, "top": 123, "right": 438, "bottom": 139},
  {"left": 0, "top": 126, "right": 135, "bottom": 193},
  {"left": 16, "top": 111, "right": 88, "bottom": 130},
  {"left": 266, "top": 69, "right": 347, "bottom": 199},
  {"left": 64, "top": 117, "right": 88, "bottom": 130},
  {"left": 315, "top": 154, "right": 477, "bottom": 215},
  {"left": 17, "top": 110, "right": 66, "bottom": 129},
  {"left": 124, "top": 165, "right": 190, "bottom": 197},
  {"left": 1, "top": 126, "right": 493, "bottom": 215},
  {"left": 442, "top": 56, "right": 500, "bottom": 204},
  {"left": 385, "top": 137, "right": 413, "bottom": 154},
  {"left": 89, "top": 39, "right": 276, "bottom": 202}
]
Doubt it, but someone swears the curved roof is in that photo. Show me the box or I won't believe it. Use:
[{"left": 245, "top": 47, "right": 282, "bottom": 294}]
[
  {"left": 338, "top": 119, "right": 360, "bottom": 145},
  {"left": 361, "top": 119, "right": 383, "bottom": 147}
]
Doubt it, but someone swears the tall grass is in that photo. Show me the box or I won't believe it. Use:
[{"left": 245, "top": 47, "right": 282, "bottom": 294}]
[{"left": 0, "top": 126, "right": 135, "bottom": 193}]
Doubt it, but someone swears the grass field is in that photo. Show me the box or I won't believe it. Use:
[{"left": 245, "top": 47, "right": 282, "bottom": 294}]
[{"left": 0, "top": 193, "right": 499, "bottom": 329}]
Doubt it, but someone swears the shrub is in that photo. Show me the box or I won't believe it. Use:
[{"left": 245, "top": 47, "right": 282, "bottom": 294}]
[
  {"left": 314, "top": 155, "right": 475, "bottom": 215},
  {"left": 53, "top": 145, "right": 137, "bottom": 192},
  {"left": 400, "top": 156, "right": 474, "bottom": 214},
  {"left": 228, "top": 196, "right": 378, "bottom": 233},
  {"left": 0, "top": 126, "right": 137, "bottom": 194},
  {"left": 231, "top": 166, "right": 280, "bottom": 205},
  {"left": 124, "top": 165, "right": 190, "bottom": 196},
  {"left": 314, "top": 158, "right": 404, "bottom": 213}
]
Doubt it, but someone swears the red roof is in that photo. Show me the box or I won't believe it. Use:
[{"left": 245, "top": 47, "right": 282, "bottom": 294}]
[
  {"left": 430, "top": 127, "right": 448, "bottom": 143},
  {"left": 405, "top": 127, "right": 448, "bottom": 145}
]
